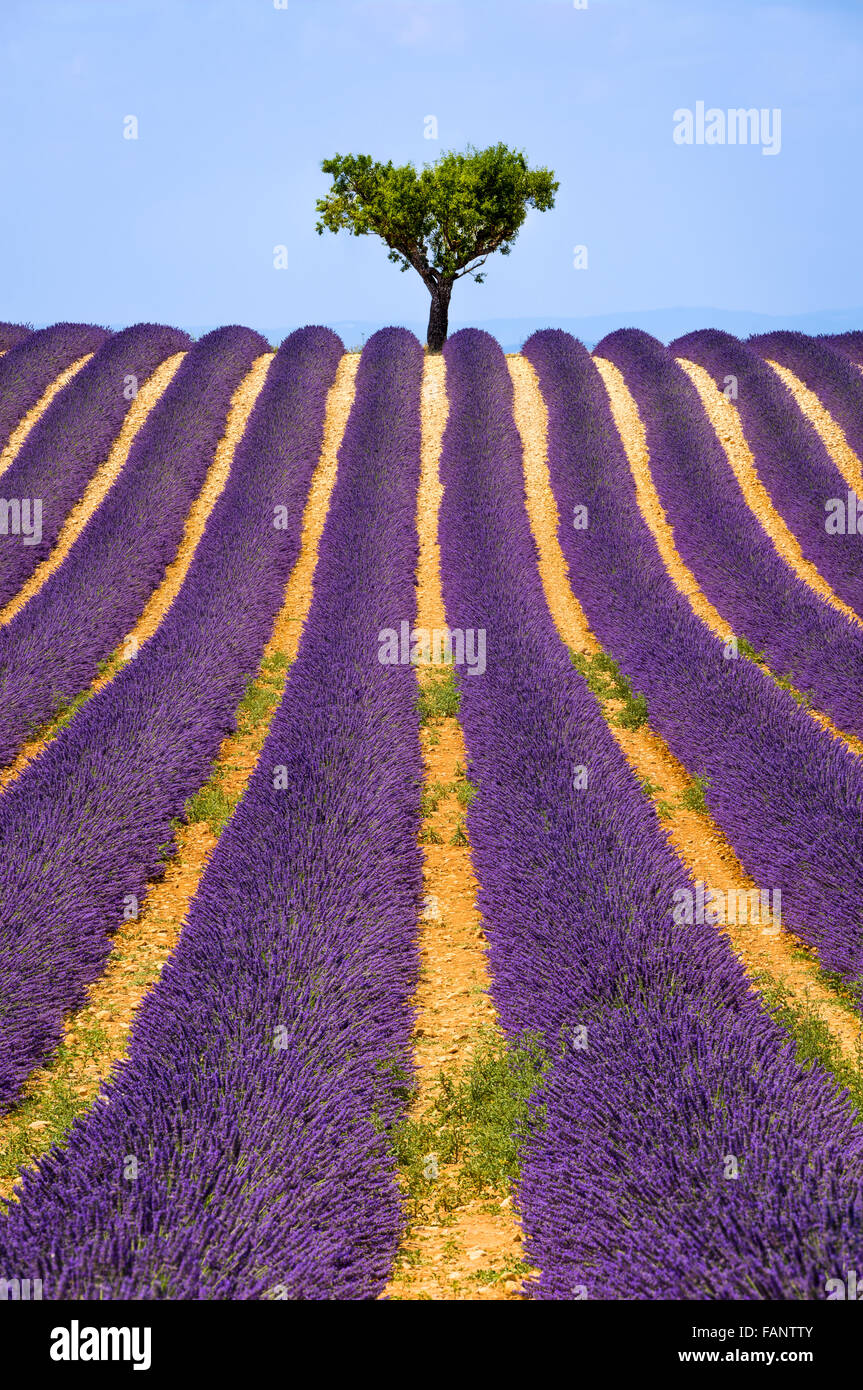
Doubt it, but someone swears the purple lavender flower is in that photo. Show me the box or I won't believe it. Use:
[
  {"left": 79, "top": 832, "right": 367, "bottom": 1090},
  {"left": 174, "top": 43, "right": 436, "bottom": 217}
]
[{"left": 0, "top": 328, "right": 424, "bottom": 1300}]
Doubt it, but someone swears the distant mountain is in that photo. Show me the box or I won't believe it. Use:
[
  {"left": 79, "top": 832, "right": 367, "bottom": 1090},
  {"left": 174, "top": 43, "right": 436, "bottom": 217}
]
[{"left": 110, "top": 308, "right": 863, "bottom": 352}]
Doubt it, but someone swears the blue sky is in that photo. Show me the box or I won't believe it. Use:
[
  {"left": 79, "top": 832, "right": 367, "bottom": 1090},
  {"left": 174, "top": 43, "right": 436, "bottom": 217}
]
[{"left": 0, "top": 0, "right": 860, "bottom": 334}]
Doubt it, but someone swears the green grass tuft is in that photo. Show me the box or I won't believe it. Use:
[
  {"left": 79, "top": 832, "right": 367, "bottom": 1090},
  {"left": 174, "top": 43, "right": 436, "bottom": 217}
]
[
  {"left": 185, "top": 780, "right": 235, "bottom": 836},
  {"left": 680, "top": 774, "right": 710, "bottom": 814},
  {"left": 450, "top": 820, "right": 469, "bottom": 847},
  {"left": 391, "top": 1029, "right": 548, "bottom": 1219},
  {"left": 0, "top": 1023, "right": 112, "bottom": 1210},
  {"left": 569, "top": 648, "right": 648, "bottom": 728},
  {"left": 417, "top": 670, "right": 460, "bottom": 723},
  {"left": 754, "top": 975, "right": 863, "bottom": 1118}
]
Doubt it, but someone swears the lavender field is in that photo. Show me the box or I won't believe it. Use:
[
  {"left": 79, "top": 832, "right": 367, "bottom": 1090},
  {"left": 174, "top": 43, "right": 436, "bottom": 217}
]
[{"left": 0, "top": 319, "right": 861, "bottom": 1303}]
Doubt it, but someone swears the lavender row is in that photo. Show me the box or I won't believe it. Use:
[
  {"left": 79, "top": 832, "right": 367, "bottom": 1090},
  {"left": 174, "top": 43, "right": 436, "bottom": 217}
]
[
  {"left": 827, "top": 333, "right": 863, "bottom": 365},
  {"left": 672, "top": 329, "right": 863, "bottom": 624},
  {"left": 597, "top": 329, "right": 863, "bottom": 741},
  {"left": 0, "top": 328, "right": 424, "bottom": 1299},
  {"left": 0, "top": 326, "right": 266, "bottom": 767},
  {"left": 523, "top": 330, "right": 863, "bottom": 987},
  {"left": 0, "top": 322, "right": 189, "bottom": 606},
  {"left": 0, "top": 324, "right": 32, "bottom": 351},
  {"left": 0, "top": 324, "right": 109, "bottom": 456},
  {"left": 0, "top": 326, "right": 343, "bottom": 1111},
  {"left": 748, "top": 329, "right": 863, "bottom": 472},
  {"left": 437, "top": 328, "right": 863, "bottom": 1299}
]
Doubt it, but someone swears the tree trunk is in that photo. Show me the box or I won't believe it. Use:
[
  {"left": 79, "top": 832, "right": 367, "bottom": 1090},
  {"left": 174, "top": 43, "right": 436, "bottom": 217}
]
[{"left": 426, "top": 280, "right": 453, "bottom": 353}]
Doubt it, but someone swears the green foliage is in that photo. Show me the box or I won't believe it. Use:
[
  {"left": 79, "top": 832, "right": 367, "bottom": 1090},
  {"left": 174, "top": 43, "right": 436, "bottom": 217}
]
[
  {"left": 569, "top": 648, "right": 619, "bottom": 699},
  {"left": 316, "top": 144, "right": 557, "bottom": 286},
  {"left": 738, "top": 640, "right": 813, "bottom": 708},
  {"left": 456, "top": 777, "right": 478, "bottom": 809},
  {"left": 816, "top": 970, "right": 863, "bottom": 1011},
  {"left": 794, "top": 959, "right": 863, "bottom": 1017},
  {"left": 185, "top": 781, "right": 234, "bottom": 836},
  {"left": 638, "top": 775, "right": 663, "bottom": 798},
  {"left": 463, "top": 1255, "right": 535, "bottom": 1288},
  {"left": 316, "top": 144, "right": 558, "bottom": 347},
  {"left": 419, "top": 768, "right": 478, "bottom": 851},
  {"left": 680, "top": 774, "right": 711, "bottom": 814},
  {"left": 156, "top": 818, "right": 182, "bottom": 863},
  {"left": 391, "top": 1028, "right": 548, "bottom": 1218},
  {"left": 569, "top": 648, "right": 648, "bottom": 728},
  {"left": 450, "top": 819, "right": 469, "bottom": 847},
  {"left": 27, "top": 651, "right": 123, "bottom": 745},
  {"left": 615, "top": 687, "right": 648, "bottom": 730},
  {"left": 417, "top": 671, "right": 461, "bottom": 724},
  {"left": 0, "top": 1022, "right": 111, "bottom": 1210},
  {"left": 738, "top": 636, "right": 767, "bottom": 664},
  {"left": 638, "top": 776, "right": 673, "bottom": 820},
  {"left": 420, "top": 781, "right": 449, "bottom": 816},
  {"left": 776, "top": 673, "right": 813, "bottom": 709},
  {"left": 754, "top": 975, "right": 863, "bottom": 1118},
  {"left": 186, "top": 650, "right": 292, "bottom": 835},
  {"left": 236, "top": 651, "right": 290, "bottom": 733}
]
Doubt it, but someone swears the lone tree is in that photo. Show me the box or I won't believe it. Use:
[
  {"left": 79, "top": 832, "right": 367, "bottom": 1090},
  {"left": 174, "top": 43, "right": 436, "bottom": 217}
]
[{"left": 315, "top": 143, "right": 558, "bottom": 352}]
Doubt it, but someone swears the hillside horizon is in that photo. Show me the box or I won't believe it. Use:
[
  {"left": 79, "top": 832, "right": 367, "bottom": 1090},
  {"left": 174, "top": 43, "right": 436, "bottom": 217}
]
[{"left": 21, "top": 307, "right": 859, "bottom": 353}]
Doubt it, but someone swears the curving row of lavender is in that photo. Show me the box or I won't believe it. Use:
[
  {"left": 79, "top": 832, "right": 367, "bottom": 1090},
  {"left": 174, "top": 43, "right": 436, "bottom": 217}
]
[
  {"left": 437, "top": 328, "right": 863, "bottom": 1299},
  {"left": 748, "top": 329, "right": 863, "bottom": 471},
  {"left": 595, "top": 329, "right": 863, "bottom": 742},
  {"left": 0, "top": 326, "right": 266, "bottom": 766},
  {"left": 672, "top": 328, "right": 863, "bottom": 627},
  {"left": 0, "top": 323, "right": 190, "bottom": 607},
  {"left": 0, "top": 323, "right": 109, "bottom": 456},
  {"left": 523, "top": 329, "right": 863, "bottom": 987},
  {"left": 0, "top": 328, "right": 424, "bottom": 1299},
  {"left": 0, "top": 326, "right": 343, "bottom": 1112}
]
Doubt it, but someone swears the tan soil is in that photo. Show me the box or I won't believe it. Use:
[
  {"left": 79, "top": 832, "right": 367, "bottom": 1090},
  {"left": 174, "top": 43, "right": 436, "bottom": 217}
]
[
  {"left": 509, "top": 353, "right": 863, "bottom": 1065},
  {"left": 0, "top": 354, "right": 359, "bottom": 1200},
  {"left": 765, "top": 359, "right": 863, "bottom": 494},
  {"left": 0, "top": 354, "right": 274, "bottom": 793},
  {"left": 677, "top": 356, "right": 863, "bottom": 633},
  {"left": 592, "top": 356, "right": 735, "bottom": 643},
  {"left": 594, "top": 355, "right": 863, "bottom": 759},
  {"left": 0, "top": 353, "right": 95, "bottom": 483},
  {"left": 0, "top": 353, "right": 187, "bottom": 627},
  {"left": 384, "top": 357, "right": 529, "bottom": 1303}
]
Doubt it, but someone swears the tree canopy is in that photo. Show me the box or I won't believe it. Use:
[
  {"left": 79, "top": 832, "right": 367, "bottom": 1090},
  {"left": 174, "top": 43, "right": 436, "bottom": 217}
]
[{"left": 315, "top": 143, "right": 558, "bottom": 350}]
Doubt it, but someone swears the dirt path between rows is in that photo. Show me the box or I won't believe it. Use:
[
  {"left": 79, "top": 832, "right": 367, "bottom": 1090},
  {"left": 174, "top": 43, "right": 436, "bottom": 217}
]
[
  {"left": 0, "top": 354, "right": 358, "bottom": 1203},
  {"left": 0, "top": 355, "right": 273, "bottom": 794},
  {"left": 0, "top": 353, "right": 187, "bottom": 627},
  {"left": 765, "top": 359, "right": 863, "bottom": 495},
  {"left": 677, "top": 356, "right": 863, "bottom": 633},
  {"left": 0, "top": 353, "right": 95, "bottom": 483},
  {"left": 595, "top": 354, "right": 863, "bottom": 761},
  {"left": 384, "top": 356, "right": 529, "bottom": 1303}
]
